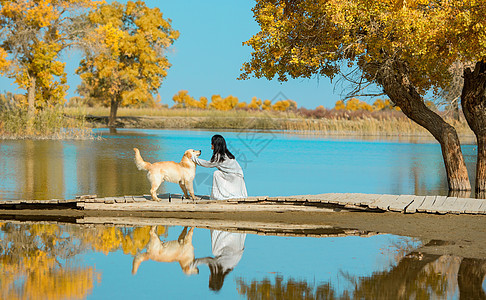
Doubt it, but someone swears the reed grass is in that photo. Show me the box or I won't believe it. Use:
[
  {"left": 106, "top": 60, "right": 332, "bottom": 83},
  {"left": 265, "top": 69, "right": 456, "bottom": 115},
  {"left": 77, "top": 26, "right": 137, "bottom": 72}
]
[
  {"left": 0, "top": 105, "right": 95, "bottom": 140},
  {"left": 66, "top": 106, "right": 474, "bottom": 139}
]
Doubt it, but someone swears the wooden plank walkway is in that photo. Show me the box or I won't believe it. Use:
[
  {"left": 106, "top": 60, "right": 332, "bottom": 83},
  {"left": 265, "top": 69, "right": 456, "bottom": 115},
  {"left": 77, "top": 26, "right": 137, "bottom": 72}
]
[{"left": 0, "top": 193, "right": 485, "bottom": 215}]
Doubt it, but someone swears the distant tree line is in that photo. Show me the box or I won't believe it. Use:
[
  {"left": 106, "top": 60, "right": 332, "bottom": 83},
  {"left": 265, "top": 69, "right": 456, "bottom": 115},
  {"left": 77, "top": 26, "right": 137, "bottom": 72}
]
[{"left": 171, "top": 90, "right": 297, "bottom": 112}]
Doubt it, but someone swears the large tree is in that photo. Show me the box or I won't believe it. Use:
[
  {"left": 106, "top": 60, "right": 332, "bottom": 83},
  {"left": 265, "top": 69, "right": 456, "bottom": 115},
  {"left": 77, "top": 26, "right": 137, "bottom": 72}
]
[
  {"left": 442, "top": 1, "right": 486, "bottom": 193},
  {"left": 77, "top": 0, "right": 179, "bottom": 128},
  {"left": 240, "top": 0, "right": 475, "bottom": 191},
  {"left": 0, "top": 0, "right": 95, "bottom": 125}
]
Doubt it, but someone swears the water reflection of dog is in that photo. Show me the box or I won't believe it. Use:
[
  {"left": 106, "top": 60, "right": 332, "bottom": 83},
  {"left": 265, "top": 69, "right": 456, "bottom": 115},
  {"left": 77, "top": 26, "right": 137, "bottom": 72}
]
[
  {"left": 132, "top": 226, "right": 199, "bottom": 275},
  {"left": 192, "top": 230, "right": 246, "bottom": 291}
]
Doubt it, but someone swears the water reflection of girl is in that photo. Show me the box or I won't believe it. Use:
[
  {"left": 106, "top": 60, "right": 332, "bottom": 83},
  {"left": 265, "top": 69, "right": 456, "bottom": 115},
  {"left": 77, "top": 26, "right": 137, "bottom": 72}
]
[
  {"left": 193, "top": 230, "right": 246, "bottom": 291},
  {"left": 192, "top": 134, "right": 247, "bottom": 200}
]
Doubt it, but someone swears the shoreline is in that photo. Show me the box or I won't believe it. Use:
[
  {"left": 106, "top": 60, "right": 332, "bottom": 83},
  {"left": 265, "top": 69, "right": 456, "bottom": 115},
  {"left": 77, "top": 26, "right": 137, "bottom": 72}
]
[
  {"left": 85, "top": 115, "right": 477, "bottom": 142},
  {"left": 1, "top": 208, "right": 485, "bottom": 259}
]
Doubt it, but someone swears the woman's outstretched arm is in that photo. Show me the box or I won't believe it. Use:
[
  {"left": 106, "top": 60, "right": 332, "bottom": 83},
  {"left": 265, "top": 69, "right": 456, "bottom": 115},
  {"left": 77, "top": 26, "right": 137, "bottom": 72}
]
[{"left": 193, "top": 156, "right": 220, "bottom": 168}]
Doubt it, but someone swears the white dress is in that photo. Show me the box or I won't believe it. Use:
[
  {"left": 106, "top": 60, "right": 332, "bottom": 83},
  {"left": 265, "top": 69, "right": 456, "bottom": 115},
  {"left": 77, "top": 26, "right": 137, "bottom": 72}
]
[
  {"left": 191, "top": 230, "right": 246, "bottom": 273},
  {"left": 210, "top": 230, "right": 246, "bottom": 271},
  {"left": 193, "top": 155, "right": 248, "bottom": 200}
]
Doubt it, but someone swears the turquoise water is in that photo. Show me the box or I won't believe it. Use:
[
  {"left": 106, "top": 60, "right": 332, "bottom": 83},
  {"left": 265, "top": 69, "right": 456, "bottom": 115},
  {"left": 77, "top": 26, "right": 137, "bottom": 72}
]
[
  {"left": 0, "top": 222, "right": 427, "bottom": 299},
  {"left": 0, "top": 128, "right": 478, "bottom": 200}
]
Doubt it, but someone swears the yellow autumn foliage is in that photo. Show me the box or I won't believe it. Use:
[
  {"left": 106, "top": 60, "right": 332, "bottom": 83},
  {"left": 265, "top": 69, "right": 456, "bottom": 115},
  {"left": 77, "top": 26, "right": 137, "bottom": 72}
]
[
  {"left": 334, "top": 98, "right": 398, "bottom": 112},
  {"left": 0, "top": 0, "right": 97, "bottom": 109},
  {"left": 209, "top": 94, "right": 239, "bottom": 111},
  {"left": 334, "top": 100, "right": 345, "bottom": 110},
  {"left": 172, "top": 90, "right": 207, "bottom": 109},
  {"left": 248, "top": 97, "right": 262, "bottom": 110},
  {"left": 262, "top": 99, "right": 272, "bottom": 110},
  {"left": 240, "top": 0, "right": 486, "bottom": 117},
  {"left": 170, "top": 92, "right": 299, "bottom": 112},
  {"left": 77, "top": 0, "right": 179, "bottom": 125}
]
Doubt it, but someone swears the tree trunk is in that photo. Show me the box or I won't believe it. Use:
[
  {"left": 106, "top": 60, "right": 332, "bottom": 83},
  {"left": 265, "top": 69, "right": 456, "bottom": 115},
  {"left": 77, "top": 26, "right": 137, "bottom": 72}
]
[
  {"left": 462, "top": 61, "right": 486, "bottom": 192},
  {"left": 477, "top": 134, "right": 486, "bottom": 192},
  {"left": 379, "top": 62, "right": 471, "bottom": 191},
  {"left": 108, "top": 96, "right": 120, "bottom": 128}
]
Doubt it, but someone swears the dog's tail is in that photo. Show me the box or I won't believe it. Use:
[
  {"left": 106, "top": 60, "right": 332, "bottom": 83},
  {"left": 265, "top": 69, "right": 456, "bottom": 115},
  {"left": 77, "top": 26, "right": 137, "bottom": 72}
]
[{"left": 133, "top": 148, "right": 151, "bottom": 171}]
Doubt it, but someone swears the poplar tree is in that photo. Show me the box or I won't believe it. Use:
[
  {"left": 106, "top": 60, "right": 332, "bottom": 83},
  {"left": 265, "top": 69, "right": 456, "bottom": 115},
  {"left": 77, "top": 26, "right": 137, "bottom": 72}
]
[{"left": 77, "top": 0, "right": 179, "bottom": 127}]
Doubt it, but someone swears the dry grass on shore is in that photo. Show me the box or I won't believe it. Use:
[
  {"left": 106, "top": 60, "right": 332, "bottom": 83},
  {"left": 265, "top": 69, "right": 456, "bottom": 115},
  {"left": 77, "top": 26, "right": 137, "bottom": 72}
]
[
  {"left": 65, "top": 106, "right": 475, "bottom": 138},
  {"left": 0, "top": 106, "right": 95, "bottom": 140}
]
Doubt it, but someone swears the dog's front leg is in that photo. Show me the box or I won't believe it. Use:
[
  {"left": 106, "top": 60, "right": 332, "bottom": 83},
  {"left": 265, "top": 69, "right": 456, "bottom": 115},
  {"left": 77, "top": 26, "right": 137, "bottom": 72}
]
[
  {"left": 185, "top": 180, "right": 196, "bottom": 201},
  {"left": 179, "top": 182, "right": 189, "bottom": 199}
]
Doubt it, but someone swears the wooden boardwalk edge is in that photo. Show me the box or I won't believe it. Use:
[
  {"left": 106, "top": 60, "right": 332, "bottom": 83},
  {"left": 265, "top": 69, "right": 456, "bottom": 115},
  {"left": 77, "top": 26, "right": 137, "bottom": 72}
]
[
  {"left": 2, "top": 218, "right": 381, "bottom": 238},
  {"left": 0, "top": 193, "right": 485, "bottom": 215}
]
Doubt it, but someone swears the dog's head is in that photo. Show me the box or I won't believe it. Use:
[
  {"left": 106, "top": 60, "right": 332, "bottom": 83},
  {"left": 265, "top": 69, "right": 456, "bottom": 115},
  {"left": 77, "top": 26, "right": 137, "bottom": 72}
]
[{"left": 184, "top": 149, "right": 201, "bottom": 159}]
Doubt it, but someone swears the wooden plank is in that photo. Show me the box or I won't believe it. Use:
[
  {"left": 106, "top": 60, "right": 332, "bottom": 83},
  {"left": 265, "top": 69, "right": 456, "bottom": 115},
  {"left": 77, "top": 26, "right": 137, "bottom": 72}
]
[
  {"left": 330, "top": 193, "right": 355, "bottom": 205},
  {"left": 284, "top": 196, "right": 307, "bottom": 202},
  {"left": 462, "top": 198, "right": 484, "bottom": 214},
  {"left": 114, "top": 197, "right": 126, "bottom": 203},
  {"left": 309, "top": 193, "right": 339, "bottom": 204},
  {"left": 356, "top": 194, "right": 382, "bottom": 206},
  {"left": 477, "top": 200, "right": 486, "bottom": 215},
  {"left": 306, "top": 195, "right": 324, "bottom": 203},
  {"left": 241, "top": 196, "right": 262, "bottom": 202},
  {"left": 76, "top": 194, "right": 97, "bottom": 200},
  {"left": 436, "top": 197, "right": 458, "bottom": 214},
  {"left": 389, "top": 195, "right": 415, "bottom": 212},
  {"left": 341, "top": 193, "right": 365, "bottom": 205},
  {"left": 404, "top": 196, "right": 426, "bottom": 214},
  {"left": 448, "top": 197, "right": 470, "bottom": 214},
  {"left": 417, "top": 196, "right": 437, "bottom": 212},
  {"left": 104, "top": 197, "right": 115, "bottom": 204},
  {"left": 368, "top": 194, "right": 399, "bottom": 210},
  {"left": 304, "top": 193, "right": 335, "bottom": 203},
  {"left": 124, "top": 196, "right": 135, "bottom": 203},
  {"left": 170, "top": 197, "right": 183, "bottom": 204},
  {"left": 427, "top": 196, "right": 448, "bottom": 213},
  {"left": 343, "top": 193, "right": 380, "bottom": 206}
]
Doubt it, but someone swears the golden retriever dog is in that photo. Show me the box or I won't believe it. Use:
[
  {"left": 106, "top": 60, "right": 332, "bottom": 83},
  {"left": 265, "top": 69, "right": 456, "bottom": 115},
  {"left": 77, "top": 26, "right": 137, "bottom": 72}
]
[
  {"left": 133, "top": 148, "right": 201, "bottom": 201},
  {"left": 132, "top": 226, "right": 198, "bottom": 275}
]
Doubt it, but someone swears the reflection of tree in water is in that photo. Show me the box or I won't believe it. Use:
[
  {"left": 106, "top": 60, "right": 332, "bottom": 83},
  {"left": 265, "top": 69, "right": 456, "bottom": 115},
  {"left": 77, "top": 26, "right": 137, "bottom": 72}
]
[
  {"left": 77, "top": 225, "right": 167, "bottom": 255},
  {"left": 0, "top": 222, "right": 98, "bottom": 299},
  {"left": 237, "top": 276, "right": 345, "bottom": 299},
  {"left": 237, "top": 251, "right": 486, "bottom": 299},
  {"left": 0, "top": 223, "right": 166, "bottom": 299}
]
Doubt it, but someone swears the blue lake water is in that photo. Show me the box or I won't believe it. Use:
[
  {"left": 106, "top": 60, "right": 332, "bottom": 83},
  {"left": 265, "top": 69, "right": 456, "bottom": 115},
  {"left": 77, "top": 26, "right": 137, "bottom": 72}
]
[
  {"left": 0, "top": 128, "right": 479, "bottom": 200},
  {"left": 0, "top": 129, "right": 484, "bottom": 299}
]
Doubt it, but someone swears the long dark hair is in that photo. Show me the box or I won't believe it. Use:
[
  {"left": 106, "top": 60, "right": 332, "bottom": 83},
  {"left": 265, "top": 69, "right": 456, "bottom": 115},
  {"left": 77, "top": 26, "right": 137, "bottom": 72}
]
[{"left": 210, "top": 134, "right": 235, "bottom": 163}]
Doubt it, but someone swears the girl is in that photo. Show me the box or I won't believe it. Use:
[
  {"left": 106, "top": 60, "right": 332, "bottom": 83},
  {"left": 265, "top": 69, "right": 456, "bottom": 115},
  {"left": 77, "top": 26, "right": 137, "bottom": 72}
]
[{"left": 192, "top": 134, "right": 247, "bottom": 200}]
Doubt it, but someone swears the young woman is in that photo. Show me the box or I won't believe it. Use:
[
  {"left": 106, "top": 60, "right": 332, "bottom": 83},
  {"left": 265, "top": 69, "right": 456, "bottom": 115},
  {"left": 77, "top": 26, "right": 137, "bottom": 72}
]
[{"left": 192, "top": 134, "right": 247, "bottom": 200}]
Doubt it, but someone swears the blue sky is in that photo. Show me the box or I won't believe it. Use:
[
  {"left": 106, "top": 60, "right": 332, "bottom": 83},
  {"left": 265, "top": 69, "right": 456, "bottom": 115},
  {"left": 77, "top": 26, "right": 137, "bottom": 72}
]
[{"left": 0, "top": 0, "right": 348, "bottom": 109}]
